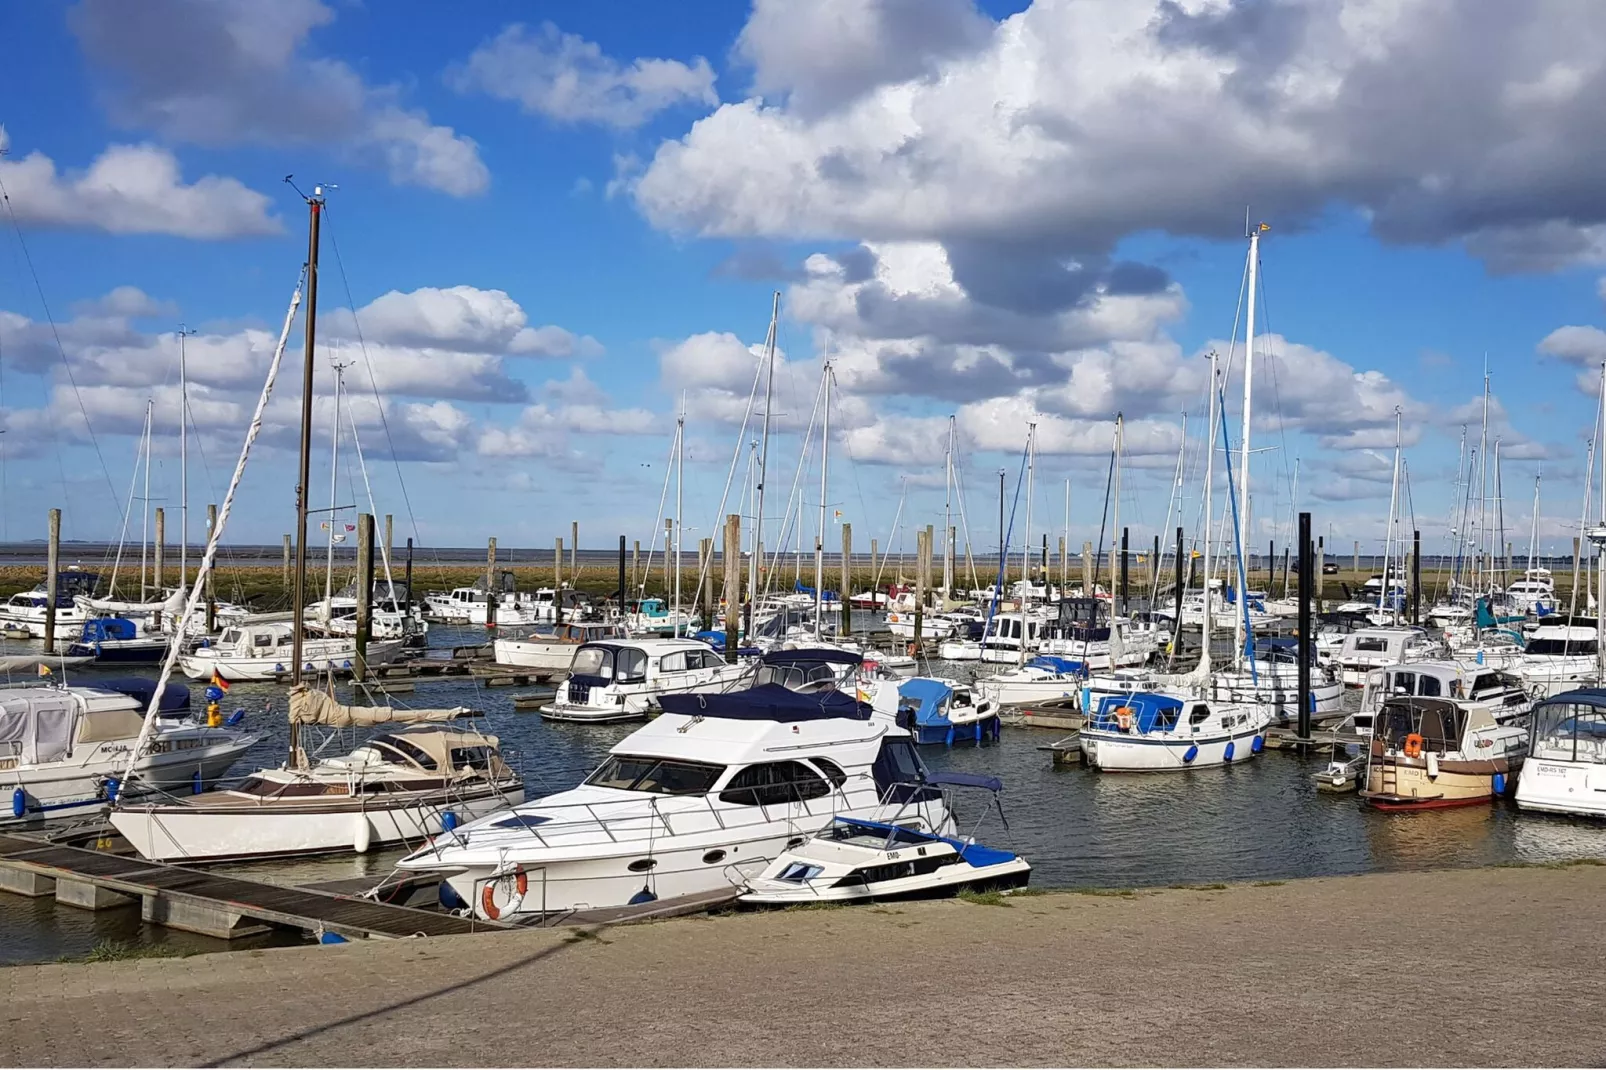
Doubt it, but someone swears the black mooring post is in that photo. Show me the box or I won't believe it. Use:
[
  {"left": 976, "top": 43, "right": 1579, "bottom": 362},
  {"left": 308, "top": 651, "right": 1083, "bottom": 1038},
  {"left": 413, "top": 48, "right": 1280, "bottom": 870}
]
[
  {"left": 1120, "top": 527, "right": 1130, "bottom": 617},
  {"left": 1298, "top": 511, "right": 1313, "bottom": 742},
  {"left": 1412, "top": 529, "right": 1422, "bottom": 625},
  {"left": 1174, "top": 526, "right": 1185, "bottom": 621},
  {"left": 618, "top": 535, "right": 626, "bottom": 618},
  {"left": 1268, "top": 539, "right": 1275, "bottom": 584}
]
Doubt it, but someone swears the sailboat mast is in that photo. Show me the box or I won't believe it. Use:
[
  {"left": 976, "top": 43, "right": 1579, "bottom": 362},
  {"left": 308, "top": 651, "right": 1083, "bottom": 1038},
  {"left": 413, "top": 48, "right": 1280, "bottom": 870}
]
[
  {"left": 1022, "top": 423, "right": 1036, "bottom": 597},
  {"left": 674, "top": 409, "right": 684, "bottom": 638},
  {"left": 1529, "top": 470, "right": 1542, "bottom": 578},
  {"left": 1239, "top": 225, "right": 1262, "bottom": 602},
  {"left": 1112, "top": 413, "right": 1123, "bottom": 606},
  {"left": 322, "top": 361, "right": 345, "bottom": 621},
  {"left": 944, "top": 415, "right": 954, "bottom": 600},
  {"left": 1479, "top": 367, "right": 1490, "bottom": 590},
  {"left": 750, "top": 291, "right": 779, "bottom": 617},
  {"left": 1200, "top": 351, "right": 1218, "bottom": 669},
  {"left": 814, "top": 363, "right": 830, "bottom": 638},
  {"left": 1380, "top": 408, "right": 1403, "bottom": 616},
  {"left": 139, "top": 401, "right": 152, "bottom": 601},
  {"left": 290, "top": 189, "right": 323, "bottom": 703},
  {"left": 178, "top": 327, "right": 190, "bottom": 595}
]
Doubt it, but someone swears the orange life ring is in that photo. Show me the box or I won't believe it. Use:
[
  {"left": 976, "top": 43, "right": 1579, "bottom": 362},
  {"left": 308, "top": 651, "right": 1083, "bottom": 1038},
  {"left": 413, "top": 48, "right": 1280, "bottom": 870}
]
[
  {"left": 1403, "top": 733, "right": 1424, "bottom": 759},
  {"left": 1115, "top": 707, "right": 1133, "bottom": 732},
  {"left": 479, "top": 866, "right": 529, "bottom": 920}
]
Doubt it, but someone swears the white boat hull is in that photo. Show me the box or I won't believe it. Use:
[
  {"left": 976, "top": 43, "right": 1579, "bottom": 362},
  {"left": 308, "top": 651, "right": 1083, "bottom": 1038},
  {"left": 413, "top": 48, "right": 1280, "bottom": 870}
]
[
  {"left": 4, "top": 732, "right": 258, "bottom": 824},
  {"left": 1081, "top": 722, "right": 1268, "bottom": 771},
  {"left": 179, "top": 639, "right": 403, "bottom": 681},
  {"left": 110, "top": 785, "right": 523, "bottom": 862},
  {"left": 1516, "top": 758, "right": 1606, "bottom": 817}
]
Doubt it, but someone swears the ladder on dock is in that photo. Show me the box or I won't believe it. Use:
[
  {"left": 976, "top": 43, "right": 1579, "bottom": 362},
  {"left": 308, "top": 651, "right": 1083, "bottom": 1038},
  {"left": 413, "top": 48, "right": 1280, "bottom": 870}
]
[{"left": 0, "top": 834, "right": 507, "bottom": 941}]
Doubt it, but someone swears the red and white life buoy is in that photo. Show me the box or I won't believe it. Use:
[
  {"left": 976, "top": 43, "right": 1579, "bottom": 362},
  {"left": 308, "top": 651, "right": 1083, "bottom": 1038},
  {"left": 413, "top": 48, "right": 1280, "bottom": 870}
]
[{"left": 479, "top": 865, "right": 529, "bottom": 920}]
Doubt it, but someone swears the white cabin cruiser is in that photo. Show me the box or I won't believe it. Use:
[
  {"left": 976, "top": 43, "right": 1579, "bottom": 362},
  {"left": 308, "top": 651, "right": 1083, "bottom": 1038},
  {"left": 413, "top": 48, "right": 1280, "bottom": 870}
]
[
  {"left": 0, "top": 591, "right": 93, "bottom": 641},
  {"left": 1079, "top": 691, "right": 1272, "bottom": 772},
  {"left": 3, "top": 685, "right": 257, "bottom": 824},
  {"left": 111, "top": 685, "right": 521, "bottom": 861},
  {"left": 399, "top": 683, "right": 953, "bottom": 919},
  {"left": 178, "top": 620, "right": 404, "bottom": 682},
  {"left": 1516, "top": 688, "right": 1606, "bottom": 817},
  {"left": 1505, "top": 569, "right": 1556, "bottom": 616},
  {"left": 1332, "top": 627, "right": 1447, "bottom": 687},
  {"left": 540, "top": 638, "right": 749, "bottom": 723},
  {"left": 1207, "top": 638, "right": 1345, "bottom": 724},
  {"left": 974, "top": 655, "right": 1086, "bottom": 707},
  {"left": 1353, "top": 660, "right": 1533, "bottom": 737},
  {"left": 1516, "top": 619, "right": 1600, "bottom": 698},
  {"left": 493, "top": 622, "right": 627, "bottom": 673}
]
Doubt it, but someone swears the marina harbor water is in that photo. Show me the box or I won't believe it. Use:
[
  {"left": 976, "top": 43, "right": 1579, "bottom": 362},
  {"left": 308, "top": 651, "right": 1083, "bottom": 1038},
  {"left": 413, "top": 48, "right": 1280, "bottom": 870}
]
[{"left": 5, "top": 625, "right": 1606, "bottom": 965}]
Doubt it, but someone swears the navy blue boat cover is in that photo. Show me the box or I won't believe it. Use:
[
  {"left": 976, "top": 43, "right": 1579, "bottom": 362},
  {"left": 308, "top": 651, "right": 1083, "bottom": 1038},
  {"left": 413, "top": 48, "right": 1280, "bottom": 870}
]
[
  {"left": 760, "top": 647, "right": 863, "bottom": 666},
  {"left": 658, "top": 682, "right": 872, "bottom": 722},
  {"left": 925, "top": 771, "right": 1004, "bottom": 792}
]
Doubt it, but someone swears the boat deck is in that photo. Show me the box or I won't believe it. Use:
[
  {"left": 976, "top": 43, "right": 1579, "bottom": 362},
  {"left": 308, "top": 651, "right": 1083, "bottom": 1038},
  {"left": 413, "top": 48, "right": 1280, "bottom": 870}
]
[{"left": 0, "top": 833, "right": 507, "bottom": 941}]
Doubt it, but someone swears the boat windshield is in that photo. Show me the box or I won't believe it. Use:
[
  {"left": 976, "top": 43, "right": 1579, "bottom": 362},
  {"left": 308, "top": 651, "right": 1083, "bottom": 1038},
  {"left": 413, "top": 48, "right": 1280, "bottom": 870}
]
[
  {"left": 1530, "top": 700, "right": 1606, "bottom": 763},
  {"left": 585, "top": 755, "right": 725, "bottom": 795},
  {"left": 570, "top": 645, "right": 648, "bottom": 683}
]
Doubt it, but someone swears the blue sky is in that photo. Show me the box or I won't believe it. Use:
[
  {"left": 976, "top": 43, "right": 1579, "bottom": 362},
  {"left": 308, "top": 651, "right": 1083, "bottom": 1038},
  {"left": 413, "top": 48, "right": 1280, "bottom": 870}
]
[{"left": 3, "top": 0, "right": 1606, "bottom": 570}]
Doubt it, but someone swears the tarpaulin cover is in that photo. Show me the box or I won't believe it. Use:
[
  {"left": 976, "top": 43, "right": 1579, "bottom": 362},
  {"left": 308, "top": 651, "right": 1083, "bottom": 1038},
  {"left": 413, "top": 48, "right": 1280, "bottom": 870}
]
[{"left": 658, "top": 683, "right": 872, "bottom": 722}]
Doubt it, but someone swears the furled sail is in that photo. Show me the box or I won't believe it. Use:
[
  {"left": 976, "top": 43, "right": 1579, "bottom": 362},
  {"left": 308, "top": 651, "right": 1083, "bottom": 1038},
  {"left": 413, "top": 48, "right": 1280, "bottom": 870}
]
[{"left": 288, "top": 684, "right": 468, "bottom": 727}]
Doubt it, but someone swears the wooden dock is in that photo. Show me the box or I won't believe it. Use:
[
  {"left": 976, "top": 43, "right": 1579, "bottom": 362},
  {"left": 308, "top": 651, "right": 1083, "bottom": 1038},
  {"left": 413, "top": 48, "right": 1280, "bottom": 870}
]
[{"left": 0, "top": 834, "right": 509, "bottom": 942}]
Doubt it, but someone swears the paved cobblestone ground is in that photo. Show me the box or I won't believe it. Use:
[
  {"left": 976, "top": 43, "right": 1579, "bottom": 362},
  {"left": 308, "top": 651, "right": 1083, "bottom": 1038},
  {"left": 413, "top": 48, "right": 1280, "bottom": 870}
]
[{"left": 3, "top": 865, "right": 1604, "bottom": 1067}]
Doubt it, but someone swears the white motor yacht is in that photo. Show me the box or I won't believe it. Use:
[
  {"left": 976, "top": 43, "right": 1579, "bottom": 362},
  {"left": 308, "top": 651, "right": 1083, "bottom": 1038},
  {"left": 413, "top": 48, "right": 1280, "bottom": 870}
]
[
  {"left": 1516, "top": 688, "right": 1606, "bottom": 817},
  {"left": 3, "top": 685, "right": 257, "bottom": 824},
  {"left": 1516, "top": 619, "right": 1600, "bottom": 698},
  {"left": 1505, "top": 569, "right": 1556, "bottom": 616},
  {"left": 1332, "top": 626, "right": 1447, "bottom": 687},
  {"left": 111, "top": 685, "right": 521, "bottom": 861},
  {"left": 1079, "top": 691, "right": 1273, "bottom": 771},
  {"left": 1207, "top": 638, "right": 1345, "bottom": 724},
  {"left": 179, "top": 620, "right": 404, "bottom": 682},
  {"left": 541, "top": 638, "right": 750, "bottom": 723},
  {"left": 398, "top": 683, "right": 953, "bottom": 919},
  {"left": 1353, "top": 660, "right": 1533, "bottom": 737},
  {"left": 975, "top": 655, "right": 1086, "bottom": 707},
  {"left": 493, "top": 622, "right": 627, "bottom": 673},
  {"left": 0, "top": 591, "right": 92, "bottom": 641}
]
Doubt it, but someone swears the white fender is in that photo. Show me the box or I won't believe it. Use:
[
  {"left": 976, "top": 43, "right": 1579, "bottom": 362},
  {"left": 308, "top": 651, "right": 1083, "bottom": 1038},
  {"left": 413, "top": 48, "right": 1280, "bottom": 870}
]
[{"left": 353, "top": 813, "right": 373, "bottom": 853}]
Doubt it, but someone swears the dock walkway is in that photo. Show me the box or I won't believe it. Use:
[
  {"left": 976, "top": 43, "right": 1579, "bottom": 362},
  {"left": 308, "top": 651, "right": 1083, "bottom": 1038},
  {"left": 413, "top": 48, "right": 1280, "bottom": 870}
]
[
  {"left": 0, "top": 834, "right": 502, "bottom": 941},
  {"left": 3, "top": 864, "right": 1604, "bottom": 1066}
]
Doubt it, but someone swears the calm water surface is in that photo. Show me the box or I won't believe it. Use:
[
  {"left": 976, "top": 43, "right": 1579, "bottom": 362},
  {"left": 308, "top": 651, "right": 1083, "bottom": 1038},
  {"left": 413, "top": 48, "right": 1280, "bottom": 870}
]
[{"left": 6, "top": 625, "right": 1606, "bottom": 965}]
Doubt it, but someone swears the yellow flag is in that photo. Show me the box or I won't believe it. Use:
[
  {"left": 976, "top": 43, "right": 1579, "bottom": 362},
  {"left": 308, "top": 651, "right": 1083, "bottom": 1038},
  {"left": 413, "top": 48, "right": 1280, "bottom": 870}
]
[
  {"left": 37, "top": 664, "right": 51, "bottom": 677},
  {"left": 1258, "top": 222, "right": 1271, "bottom": 231}
]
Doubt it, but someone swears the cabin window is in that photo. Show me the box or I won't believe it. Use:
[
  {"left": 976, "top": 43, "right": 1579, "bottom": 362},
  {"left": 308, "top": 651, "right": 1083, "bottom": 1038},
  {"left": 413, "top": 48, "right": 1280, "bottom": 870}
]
[
  {"left": 1527, "top": 638, "right": 1598, "bottom": 656},
  {"left": 694, "top": 650, "right": 726, "bottom": 670},
  {"left": 449, "top": 746, "right": 496, "bottom": 771},
  {"left": 1471, "top": 673, "right": 1500, "bottom": 695},
  {"left": 1188, "top": 704, "right": 1211, "bottom": 726},
  {"left": 361, "top": 740, "right": 418, "bottom": 767},
  {"left": 810, "top": 757, "right": 848, "bottom": 788},
  {"left": 252, "top": 632, "right": 275, "bottom": 647},
  {"left": 718, "top": 761, "right": 831, "bottom": 806},
  {"left": 376, "top": 735, "right": 438, "bottom": 770},
  {"left": 571, "top": 646, "right": 615, "bottom": 680},
  {"left": 221, "top": 629, "right": 240, "bottom": 645},
  {"left": 1390, "top": 672, "right": 1416, "bottom": 695},
  {"left": 658, "top": 651, "right": 689, "bottom": 673},
  {"left": 1417, "top": 675, "right": 1442, "bottom": 697},
  {"left": 586, "top": 755, "right": 725, "bottom": 795},
  {"left": 616, "top": 647, "right": 648, "bottom": 683},
  {"left": 1354, "top": 637, "right": 1389, "bottom": 653}
]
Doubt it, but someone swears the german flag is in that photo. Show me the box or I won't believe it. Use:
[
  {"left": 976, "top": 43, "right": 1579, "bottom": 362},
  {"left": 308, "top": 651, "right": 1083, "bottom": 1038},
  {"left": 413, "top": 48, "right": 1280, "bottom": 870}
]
[{"left": 211, "top": 670, "right": 230, "bottom": 693}]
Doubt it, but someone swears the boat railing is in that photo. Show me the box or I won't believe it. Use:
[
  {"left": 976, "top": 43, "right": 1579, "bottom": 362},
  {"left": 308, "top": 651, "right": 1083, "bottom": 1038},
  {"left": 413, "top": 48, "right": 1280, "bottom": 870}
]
[{"left": 456, "top": 770, "right": 886, "bottom": 854}]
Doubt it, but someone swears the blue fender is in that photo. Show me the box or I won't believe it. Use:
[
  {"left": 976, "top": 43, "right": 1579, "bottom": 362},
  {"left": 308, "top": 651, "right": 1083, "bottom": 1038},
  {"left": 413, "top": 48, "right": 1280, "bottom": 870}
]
[
  {"left": 192, "top": 770, "right": 203, "bottom": 795},
  {"left": 441, "top": 811, "right": 459, "bottom": 832},
  {"left": 628, "top": 885, "right": 658, "bottom": 905},
  {"left": 1224, "top": 741, "right": 1235, "bottom": 763},
  {"left": 11, "top": 787, "right": 25, "bottom": 819},
  {"left": 1251, "top": 735, "right": 1265, "bottom": 754},
  {"left": 1493, "top": 772, "right": 1507, "bottom": 796},
  {"left": 438, "top": 882, "right": 467, "bottom": 911},
  {"left": 1182, "top": 745, "right": 1199, "bottom": 764}
]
